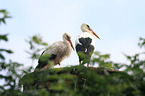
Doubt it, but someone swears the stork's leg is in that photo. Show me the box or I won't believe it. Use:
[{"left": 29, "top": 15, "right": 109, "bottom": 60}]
[
  {"left": 79, "top": 58, "right": 82, "bottom": 65},
  {"left": 87, "top": 63, "right": 89, "bottom": 67}
]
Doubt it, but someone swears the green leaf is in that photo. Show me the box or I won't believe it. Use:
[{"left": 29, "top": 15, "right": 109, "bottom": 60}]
[
  {"left": 5, "top": 16, "right": 12, "bottom": 18},
  {"left": 0, "top": 49, "right": 13, "bottom": 54},
  {"left": 32, "top": 35, "right": 42, "bottom": 44},
  {"left": 1, "top": 19, "right": 5, "bottom": 24},
  {"left": 41, "top": 42, "right": 48, "bottom": 46},
  {"left": 0, "top": 34, "right": 8, "bottom": 41},
  {"left": 0, "top": 9, "right": 6, "bottom": 13},
  {"left": 0, "top": 54, "right": 5, "bottom": 60}
]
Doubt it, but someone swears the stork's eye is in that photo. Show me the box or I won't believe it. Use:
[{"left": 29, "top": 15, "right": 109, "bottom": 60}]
[
  {"left": 87, "top": 25, "right": 90, "bottom": 28},
  {"left": 66, "top": 35, "right": 70, "bottom": 40}
]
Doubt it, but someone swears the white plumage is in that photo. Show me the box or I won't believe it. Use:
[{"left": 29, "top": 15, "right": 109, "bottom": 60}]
[
  {"left": 75, "top": 23, "right": 100, "bottom": 67},
  {"left": 35, "top": 32, "right": 74, "bottom": 70}
]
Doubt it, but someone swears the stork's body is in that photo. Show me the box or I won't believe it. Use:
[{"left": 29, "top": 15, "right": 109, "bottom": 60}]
[
  {"left": 75, "top": 23, "right": 100, "bottom": 67},
  {"left": 36, "top": 33, "right": 74, "bottom": 70}
]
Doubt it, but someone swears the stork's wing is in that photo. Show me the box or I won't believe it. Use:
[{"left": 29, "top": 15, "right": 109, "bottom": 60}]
[
  {"left": 36, "top": 41, "right": 65, "bottom": 69},
  {"left": 76, "top": 32, "right": 95, "bottom": 45}
]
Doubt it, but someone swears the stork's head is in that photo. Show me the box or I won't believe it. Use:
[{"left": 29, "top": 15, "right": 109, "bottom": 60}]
[
  {"left": 63, "top": 33, "right": 74, "bottom": 50},
  {"left": 81, "top": 23, "right": 100, "bottom": 39}
]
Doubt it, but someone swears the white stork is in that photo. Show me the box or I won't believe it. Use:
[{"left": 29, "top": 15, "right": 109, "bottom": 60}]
[
  {"left": 75, "top": 23, "right": 100, "bottom": 67},
  {"left": 35, "top": 32, "right": 74, "bottom": 70}
]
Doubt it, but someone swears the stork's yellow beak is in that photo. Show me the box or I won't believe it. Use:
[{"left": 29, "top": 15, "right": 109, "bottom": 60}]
[
  {"left": 89, "top": 28, "right": 100, "bottom": 39},
  {"left": 68, "top": 39, "right": 74, "bottom": 50}
]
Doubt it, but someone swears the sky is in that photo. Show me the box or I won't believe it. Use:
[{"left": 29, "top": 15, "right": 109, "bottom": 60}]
[{"left": 1, "top": 0, "right": 145, "bottom": 69}]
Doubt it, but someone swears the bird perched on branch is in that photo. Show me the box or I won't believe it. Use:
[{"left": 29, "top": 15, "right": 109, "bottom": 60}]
[
  {"left": 35, "top": 32, "right": 74, "bottom": 70},
  {"left": 75, "top": 23, "right": 100, "bottom": 67}
]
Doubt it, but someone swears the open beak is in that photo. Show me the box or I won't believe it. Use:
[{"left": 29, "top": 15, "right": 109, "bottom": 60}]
[
  {"left": 89, "top": 28, "right": 100, "bottom": 39},
  {"left": 68, "top": 39, "right": 75, "bottom": 50}
]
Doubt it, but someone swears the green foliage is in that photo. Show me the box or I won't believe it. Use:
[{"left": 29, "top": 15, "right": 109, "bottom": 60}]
[
  {"left": 0, "top": 34, "right": 13, "bottom": 61},
  {"left": 0, "top": 35, "right": 23, "bottom": 95},
  {"left": 91, "top": 51, "right": 115, "bottom": 69},
  {"left": 25, "top": 34, "right": 48, "bottom": 62},
  {"left": 20, "top": 65, "right": 141, "bottom": 96},
  {"left": 0, "top": 9, "right": 11, "bottom": 25},
  {"left": 138, "top": 37, "right": 145, "bottom": 48},
  {"left": 0, "top": 12, "right": 24, "bottom": 95},
  {"left": 77, "top": 51, "right": 94, "bottom": 64},
  {"left": 0, "top": 34, "right": 8, "bottom": 41}
]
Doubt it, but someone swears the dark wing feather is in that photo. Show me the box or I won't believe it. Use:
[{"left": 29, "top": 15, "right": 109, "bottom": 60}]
[
  {"left": 36, "top": 52, "right": 57, "bottom": 69},
  {"left": 76, "top": 37, "right": 94, "bottom": 63}
]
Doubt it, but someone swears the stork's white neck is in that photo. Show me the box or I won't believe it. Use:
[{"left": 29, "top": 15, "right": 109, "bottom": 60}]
[
  {"left": 63, "top": 39, "right": 72, "bottom": 58},
  {"left": 63, "top": 39, "right": 70, "bottom": 46},
  {"left": 81, "top": 27, "right": 89, "bottom": 32}
]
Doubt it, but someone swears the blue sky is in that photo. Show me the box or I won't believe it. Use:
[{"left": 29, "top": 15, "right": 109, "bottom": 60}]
[{"left": 1, "top": 0, "right": 145, "bottom": 69}]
